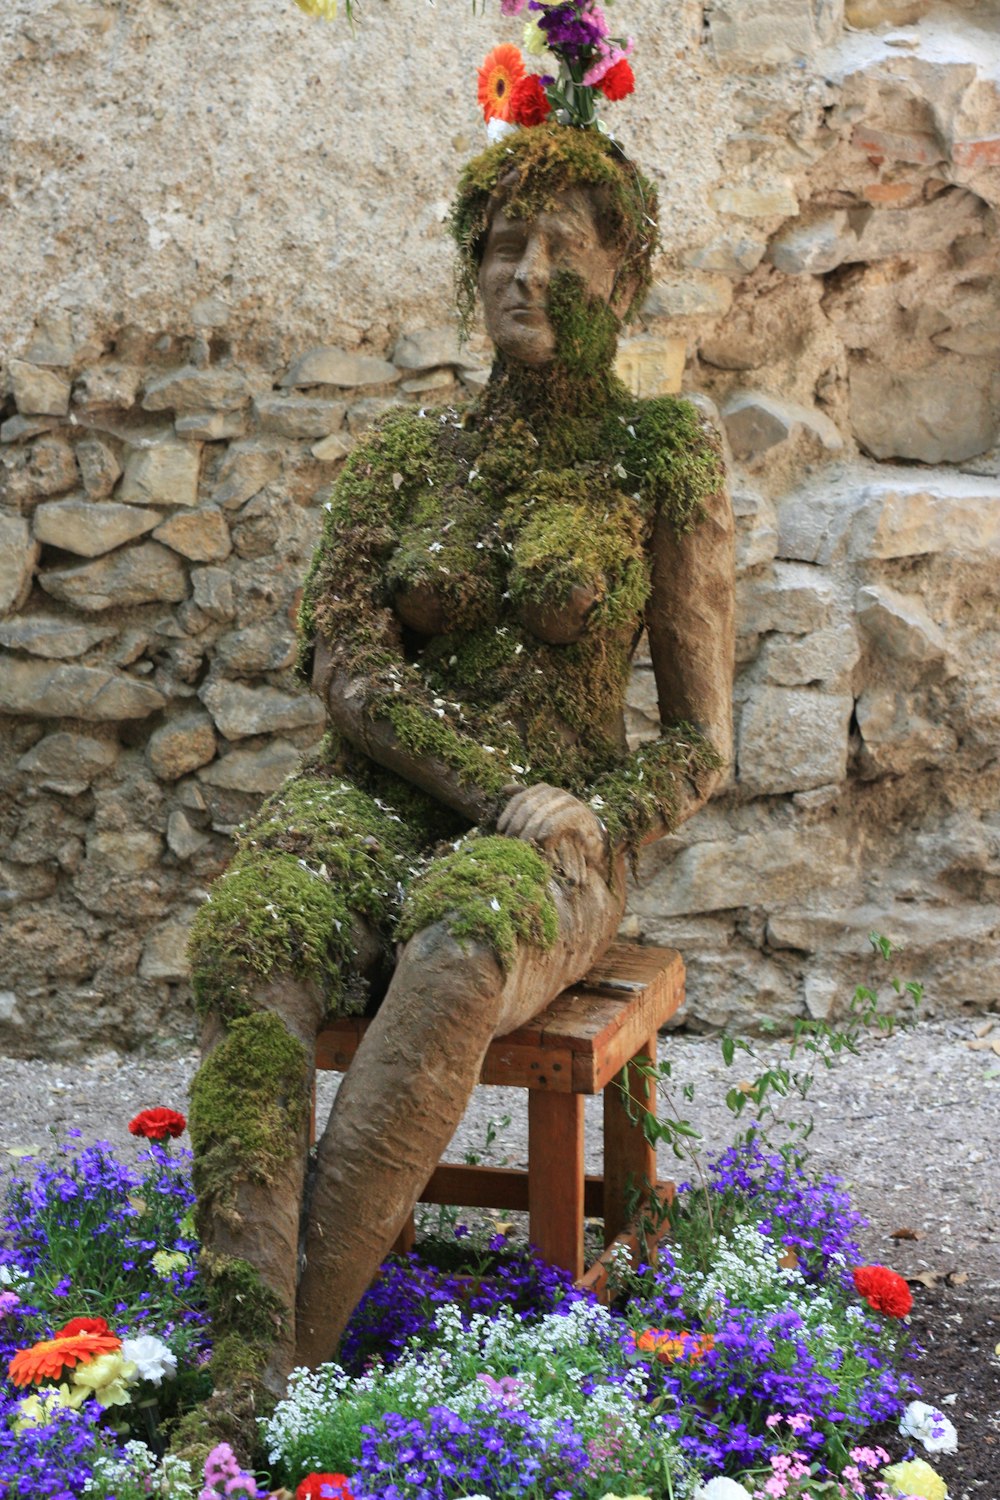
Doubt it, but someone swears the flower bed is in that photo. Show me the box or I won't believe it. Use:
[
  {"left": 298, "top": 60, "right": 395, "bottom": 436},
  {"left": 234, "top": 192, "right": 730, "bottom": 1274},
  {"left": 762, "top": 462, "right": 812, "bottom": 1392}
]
[{"left": 0, "top": 1119, "right": 953, "bottom": 1499}]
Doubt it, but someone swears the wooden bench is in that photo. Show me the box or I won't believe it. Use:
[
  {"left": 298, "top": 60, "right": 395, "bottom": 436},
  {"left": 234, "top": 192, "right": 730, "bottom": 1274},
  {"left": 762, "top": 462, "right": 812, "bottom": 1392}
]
[{"left": 314, "top": 942, "right": 684, "bottom": 1281}]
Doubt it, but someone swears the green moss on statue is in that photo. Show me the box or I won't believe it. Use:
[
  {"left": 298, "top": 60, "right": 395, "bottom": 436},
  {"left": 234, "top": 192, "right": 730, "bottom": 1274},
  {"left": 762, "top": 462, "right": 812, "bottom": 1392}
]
[
  {"left": 189, "top": 1012, "right": 310, "bottom": 1218},
  {"left": 398, "top": 835, "right": 558, "bottom": 967}
]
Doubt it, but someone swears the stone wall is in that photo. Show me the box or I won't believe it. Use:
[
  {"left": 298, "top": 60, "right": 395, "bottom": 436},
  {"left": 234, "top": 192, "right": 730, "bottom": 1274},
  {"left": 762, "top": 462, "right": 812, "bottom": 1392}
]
[{"left": 1, "top": 0, "right": 998, "bottom": 1055}]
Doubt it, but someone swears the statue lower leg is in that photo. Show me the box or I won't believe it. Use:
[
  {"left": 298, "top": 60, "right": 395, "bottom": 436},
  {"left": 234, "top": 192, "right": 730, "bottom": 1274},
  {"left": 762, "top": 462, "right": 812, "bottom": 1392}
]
[{"left": 295, "top": 844, "right": 625, "bottom": 1367}]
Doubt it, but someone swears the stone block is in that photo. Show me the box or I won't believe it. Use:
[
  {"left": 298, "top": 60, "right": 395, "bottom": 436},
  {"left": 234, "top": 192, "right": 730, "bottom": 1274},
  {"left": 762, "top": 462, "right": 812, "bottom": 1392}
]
[
  {"left": 845, "top": 0, "right": 930, "bottom": 24},
  {"left": 400, "top": 369, "right": 457, "bottom": 394},
  {"left": 72, "top": 364, "right": 143, "bottom": 410},
  {"left": 392, "top": 328, "right": 472, "bottom": 372},
  {"left": 855, "top": 583, "right": 948, "bottom": 665},
  {"left": 24, "top": 310, "right": 77, "bottom": 368},
  {"left": 139, "top": 915, "right": 195, "bottom": 980},
  {"left": 17, "top": 732, "right": 119, "bottom": 796},
  {"left": 147, "top": 712, "right": 217, "bottom": 781},
  {"left": 166, "top": 810, "right": 210, "bottom": 861},
  {"left": 142, "top": 365, "right": 253, "bottom": 412},
  {"left": 633, "top": 824, "right": 856, "bottom": 918},
  {"left": 120, "top": 441, "right": 201, "bottom": 507},
  {"left": 740, "top": 561, "right": 836, "bottom": 636},
  {"left": 0, "top": 615, "right": 117, "bottom": 659},
  {"left": 253, "top": 395, "right": 348, "bottom": 439},
  {"left": 0, "top": 515, "right": 40, "bottom": 614},
  {"left": 199, "top": 679, "right": 325, "bottom": 739},
  {"left": 281, "top": 346, "right": 401, "bottom": 389},
  {"left": 190, "top": 566, "right": 235, "bottom": 621},
  {"left": 0, "top": 658, "right": 165, "bottom": 719},
  {"left": 738, "top": 687, "right": 853, "bottom": 794},
  {"left": 860, "top": 478, "right": 1000, "bottom": 560},
  {"left": 1, "top": 415, "right": 56, "bottom": 443},
  {"left": 311, "top": 432, "right": 356, "bottom": 463},
  {"left": 40, "top": 542, "right": 188, "bottom": 612},
  {"left": 212, "top": 444, "right": 282, "bottom": 510},
  {"left": 214, "top": 624, "right": 297, "bottom": 673},
  {"left": 849, "top": 359, "right": 997, "bottom": 465},
  {"left": 683, "top": 232, "right": 768, "bottom": 277},
  {"left": 8, "top": 360, "right": 72, "bottom": 417},
  {"left": 711, "top": 182, "right": 800, "bottom": 219},
  {"left": 86, "top": 829, "right": 162, "bottom": 875},
  {"left": 757, "top": 624, "right": 860, "bottom": 689},
  {"left": 347, "top": 397, "right": 400, "bottom": 433},
  {"left": 175, "top": 410, "right": 247, "bottom": 440},
  {"left": 615, "top": 335, "right": 686, "bottom": 398},
  {"left": 153, "top": 507, "right": 232, "bottom": 562},
  {"left": 848, "top": 192, "right": 984, "bottom": 261},
  {"left": 198, "top": 739, "right": 303, "bottom": 792},
  {"left": 0, "top": 435, "right": 78, "bottom": 508},
  {"left": 642, "top": 276, "right": 733, "bottom": 318},
  {"left": 766, "top": 212, "right": 858, "bottom": 275},
  {"left": 856, "top": 688, "right": 958, "bottom": 776},
  {"left": 722, "top": 394, "right": 843, "bottom": 463},
  {"left": 707, "top": 0, "right": 842, "bottom": 64},
  {"left": 34, "top": 498, "right": 161, "bottom": 557},
  {"left": 76, "top": 437, "right": 122, "bottom": 499}
]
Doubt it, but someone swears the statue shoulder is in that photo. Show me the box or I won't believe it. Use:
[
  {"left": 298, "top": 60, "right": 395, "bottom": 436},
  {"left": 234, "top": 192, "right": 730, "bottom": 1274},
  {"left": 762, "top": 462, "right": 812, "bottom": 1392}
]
[
  {"left": 625, "top": 393, "right": 727, "bottom": 536},
  {"left": 326, "top": 404, "right": 468, "bottom": 529}
]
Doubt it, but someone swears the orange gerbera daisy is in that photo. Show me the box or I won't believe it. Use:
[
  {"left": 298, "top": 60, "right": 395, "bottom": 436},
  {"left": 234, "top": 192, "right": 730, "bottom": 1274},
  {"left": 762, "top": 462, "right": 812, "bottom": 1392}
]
[
  {"left": 634, "top": 1328, "right": 715, "bottom": 1364},
  {"left": 9, "top": 1330, "right": 122, "bottom": 1387},
  {"left": 478, "top": 44, "right": 526, "bottom": 123}
]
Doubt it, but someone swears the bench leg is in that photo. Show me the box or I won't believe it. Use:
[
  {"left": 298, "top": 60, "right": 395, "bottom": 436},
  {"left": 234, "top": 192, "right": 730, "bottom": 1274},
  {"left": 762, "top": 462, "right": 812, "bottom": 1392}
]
[
  {"left": 528, "top": 1090, "right": 584, "bottom": 1279},
  {"left": 603, "top": 1031, "right": 658, "bottom": 1247}
]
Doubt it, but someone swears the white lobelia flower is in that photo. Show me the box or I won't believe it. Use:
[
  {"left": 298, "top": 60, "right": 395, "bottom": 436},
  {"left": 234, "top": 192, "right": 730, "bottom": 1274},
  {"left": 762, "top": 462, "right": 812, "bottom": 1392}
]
[
  {"left": 693, "top": 1481, "right": 755, "bottom": 1500},
  {"left": 121, "top": 1333, "right": 178, "bottom": 1387},
  {"left": 899, "top": 1400, "right": 958, "bottom": 1455}
]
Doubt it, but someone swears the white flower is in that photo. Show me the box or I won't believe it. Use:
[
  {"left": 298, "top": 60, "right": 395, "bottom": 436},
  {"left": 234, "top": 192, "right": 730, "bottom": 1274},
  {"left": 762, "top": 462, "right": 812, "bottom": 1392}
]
[
  {"left": 121, "top": 1334, "right": 178, "bottom": 1387},
  {"left": 486, "top": 117, "right": 517, "bottom": 145},
  {"left": 899, "top": 1400, "right": 958, "bottom": 1455},
  {"left": 693, "top": 1481, "right": 755, "bottom": 1500}
]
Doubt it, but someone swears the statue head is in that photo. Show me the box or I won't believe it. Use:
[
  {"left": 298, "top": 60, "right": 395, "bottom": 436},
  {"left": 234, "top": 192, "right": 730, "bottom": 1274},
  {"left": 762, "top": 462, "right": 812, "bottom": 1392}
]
[{"left": 451, "top": 125, "right": 659, "bottom": 366}]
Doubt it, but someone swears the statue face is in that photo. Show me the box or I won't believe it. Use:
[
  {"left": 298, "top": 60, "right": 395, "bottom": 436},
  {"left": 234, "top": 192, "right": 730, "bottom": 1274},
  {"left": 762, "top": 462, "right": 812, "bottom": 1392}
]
[{"left": 478, "top": 187, "right": 620, "bottom": 367}]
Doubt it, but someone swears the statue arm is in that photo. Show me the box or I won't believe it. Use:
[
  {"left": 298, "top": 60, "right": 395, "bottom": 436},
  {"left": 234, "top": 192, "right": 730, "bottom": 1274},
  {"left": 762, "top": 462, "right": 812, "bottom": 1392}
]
[{"left": 587, "top": 412, "right": 736, "bottom": 855}]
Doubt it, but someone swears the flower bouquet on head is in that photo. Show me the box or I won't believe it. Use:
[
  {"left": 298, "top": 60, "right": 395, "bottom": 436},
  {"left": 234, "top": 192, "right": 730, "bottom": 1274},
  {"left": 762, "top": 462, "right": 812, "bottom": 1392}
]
[{"left": 479, "top": 0, "right": 635, "bottom": 138}]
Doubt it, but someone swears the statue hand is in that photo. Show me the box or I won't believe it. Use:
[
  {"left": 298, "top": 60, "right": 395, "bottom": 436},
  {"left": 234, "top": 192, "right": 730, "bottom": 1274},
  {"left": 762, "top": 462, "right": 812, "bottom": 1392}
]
[{"left": 497, "top": 784, "right": 609, "bottom": 887}]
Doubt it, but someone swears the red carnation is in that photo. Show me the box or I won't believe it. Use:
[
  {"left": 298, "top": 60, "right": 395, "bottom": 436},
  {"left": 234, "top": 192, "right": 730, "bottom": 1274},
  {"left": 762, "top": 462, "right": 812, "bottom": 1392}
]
[
  {"left": 128, "top": 1107, "right": 187, "bottom": 1141},
  {"left": 55, "top": 1316, "right": 112, "bottom": 1339},
  {"left": 296, "top": 1476, "right": 355, "bottom": 1500},
  {"left": 600, "top": 58, "right": 635, "bottom": 102},
  {"left": 510, "top": 74, "right": 551, "bottom": 127},
  {"left": 852, "top": 1264, "right": 913, "bottom": 1318}
]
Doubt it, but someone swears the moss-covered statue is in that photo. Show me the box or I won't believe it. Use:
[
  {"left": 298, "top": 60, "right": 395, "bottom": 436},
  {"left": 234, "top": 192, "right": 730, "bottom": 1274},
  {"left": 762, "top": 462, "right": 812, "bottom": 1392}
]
[{"left": 185, "top": 124, "right": 734, "bottom": 1420}]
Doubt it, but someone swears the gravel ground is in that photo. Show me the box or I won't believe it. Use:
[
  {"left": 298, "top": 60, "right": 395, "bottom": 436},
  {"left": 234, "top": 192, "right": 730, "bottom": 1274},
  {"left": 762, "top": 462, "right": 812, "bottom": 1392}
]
[
  {"left": 3, "top": 1013, "right": 996, "bottom": 1283},
  {"left": 2, "top": 1012, "right": 998, "bottom": 1493}
]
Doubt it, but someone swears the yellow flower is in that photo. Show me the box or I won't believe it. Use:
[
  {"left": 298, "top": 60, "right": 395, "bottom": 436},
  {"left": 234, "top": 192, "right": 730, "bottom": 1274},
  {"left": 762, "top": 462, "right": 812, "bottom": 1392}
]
[
  {"left": 883, "top": 1458, "right": 948, "bottom": 1500},
  {"left": 151, "top": 1249, "right": 189, "bottom": 1278},
  {"left": 294, "top": 0, "right": 338, "bottom": 17},
  {"left": 12, "top": 1385, "right": 83, "bottom": 1432},
  {"left": 68, "top": 1351, "right": 137, "bottom": 1409},
  {"left": 522, "top": 15, "right": 548, "bottom": 55}
]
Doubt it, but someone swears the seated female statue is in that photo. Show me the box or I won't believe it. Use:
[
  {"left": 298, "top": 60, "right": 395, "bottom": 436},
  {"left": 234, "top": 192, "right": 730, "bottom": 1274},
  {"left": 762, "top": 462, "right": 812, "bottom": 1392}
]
[{"left": 186, "top": 123, "right": 735, "bottom": 1403}]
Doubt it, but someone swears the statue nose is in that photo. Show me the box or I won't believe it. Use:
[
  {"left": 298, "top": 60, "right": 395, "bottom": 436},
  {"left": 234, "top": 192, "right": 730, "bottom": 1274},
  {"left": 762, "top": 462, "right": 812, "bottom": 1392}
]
[{"left": 514, "top": 238, "right": 549, "bottom": 293}]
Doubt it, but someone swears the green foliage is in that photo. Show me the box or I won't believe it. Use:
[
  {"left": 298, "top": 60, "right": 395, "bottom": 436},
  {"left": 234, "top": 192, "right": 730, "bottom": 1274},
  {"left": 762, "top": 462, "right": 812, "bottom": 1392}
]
[{"left": 397, "top": 834, "right": 558, "bottom": 967}]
